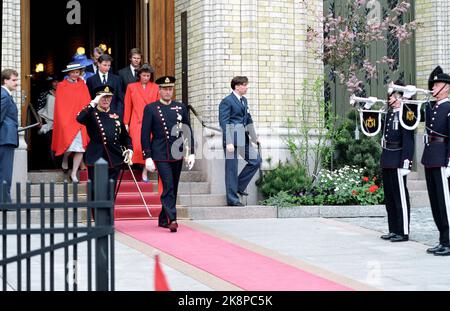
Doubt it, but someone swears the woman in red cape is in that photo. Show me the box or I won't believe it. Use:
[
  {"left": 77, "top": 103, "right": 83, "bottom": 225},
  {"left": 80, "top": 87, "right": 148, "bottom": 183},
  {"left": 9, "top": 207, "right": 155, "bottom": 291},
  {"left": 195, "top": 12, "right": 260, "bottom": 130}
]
[
  {"left": 123, "top": 64, "right": 160, "bottom": 181},
  {"left": 51, "top": 62, "right": 90, "bottom": 182}
]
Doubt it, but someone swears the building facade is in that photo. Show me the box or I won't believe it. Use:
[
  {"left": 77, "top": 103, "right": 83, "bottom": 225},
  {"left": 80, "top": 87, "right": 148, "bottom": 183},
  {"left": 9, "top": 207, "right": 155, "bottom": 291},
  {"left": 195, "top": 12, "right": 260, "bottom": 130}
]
[{"left": 1, "top": 0, "right": 448, "bottom": 202}]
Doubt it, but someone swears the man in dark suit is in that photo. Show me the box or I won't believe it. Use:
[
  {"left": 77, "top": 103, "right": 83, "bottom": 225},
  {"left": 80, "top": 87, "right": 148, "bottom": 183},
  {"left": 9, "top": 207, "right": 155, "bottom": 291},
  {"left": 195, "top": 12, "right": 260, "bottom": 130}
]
[
  {"left": 422, "top": 66, "right": 450, "bottom": 256},
  {"left": 379, "top": 82, "right": 415, "bottom": 243},
  {"left": 118, "top": 48, "right": 145, "bottom": 91},
  {"left": 85, "top": 47, "right": 104, "bottom": 74},
  {"left": 0, "top": 69, "right": 19, "bottom": 203},
  {"left": 141, "top": 76, "right": 195, "bottom": 232},
  {"left": 219, "top": 76, "right": 261, "bottom": 206},
  {"left": 86, "top": 54, "right": 124, "bottom": 119}
]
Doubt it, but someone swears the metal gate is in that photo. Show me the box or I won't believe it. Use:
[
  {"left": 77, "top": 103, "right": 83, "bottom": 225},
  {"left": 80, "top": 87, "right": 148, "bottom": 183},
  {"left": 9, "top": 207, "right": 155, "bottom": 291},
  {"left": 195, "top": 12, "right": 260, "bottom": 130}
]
[{"left": 0, "top": 160, "right": 115, "bottom": 291}]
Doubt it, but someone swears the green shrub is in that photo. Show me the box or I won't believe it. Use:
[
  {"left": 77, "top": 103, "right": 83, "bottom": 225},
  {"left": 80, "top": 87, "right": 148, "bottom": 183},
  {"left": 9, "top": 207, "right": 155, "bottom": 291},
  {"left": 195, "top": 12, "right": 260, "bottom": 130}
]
[
  {"left": 256, "top": 161, "right": 312, "bottom": 198},
  {"left": 332, "top": 110, "right": 382, "bottom": 178}
]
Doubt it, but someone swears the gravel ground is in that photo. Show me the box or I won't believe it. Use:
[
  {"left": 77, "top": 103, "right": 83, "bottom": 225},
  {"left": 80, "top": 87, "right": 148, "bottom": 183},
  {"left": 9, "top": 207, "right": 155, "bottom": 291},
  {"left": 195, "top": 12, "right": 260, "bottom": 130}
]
[{"left": 334, "top": 206, "right": 440, "bottom": 246}]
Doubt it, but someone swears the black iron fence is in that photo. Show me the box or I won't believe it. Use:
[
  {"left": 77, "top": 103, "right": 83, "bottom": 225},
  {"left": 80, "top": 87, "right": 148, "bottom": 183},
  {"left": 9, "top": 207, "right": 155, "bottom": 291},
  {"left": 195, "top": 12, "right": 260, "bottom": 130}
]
[{"left": 0, "top": 159, "right": 115, "bottom": 291}]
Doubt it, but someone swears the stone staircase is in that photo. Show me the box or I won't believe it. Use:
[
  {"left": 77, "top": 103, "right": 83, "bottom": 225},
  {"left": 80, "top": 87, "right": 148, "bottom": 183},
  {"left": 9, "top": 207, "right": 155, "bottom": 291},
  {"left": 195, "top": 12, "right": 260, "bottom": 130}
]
[
  {"left": 407, "top": 172, "right": 429, "bottom": 208},
  {"left": 26, "top": 169, "right": 228, "bottom": 219}
]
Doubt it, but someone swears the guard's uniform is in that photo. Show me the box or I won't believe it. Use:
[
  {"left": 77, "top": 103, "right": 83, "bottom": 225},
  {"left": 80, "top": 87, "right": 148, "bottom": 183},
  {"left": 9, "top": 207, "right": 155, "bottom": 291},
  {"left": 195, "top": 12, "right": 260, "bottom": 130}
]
[
  {"left": 421, "top": 98, "right": 450, "bottom": 248},
  {"left": 77, "top": 99, "right": 132, "bottom": 198},
  {"left": 380, "top": 107, "right": 415, "bottom": 238},
  {"left": 141, "top": 98, "right": 194, "bottom": 227}
]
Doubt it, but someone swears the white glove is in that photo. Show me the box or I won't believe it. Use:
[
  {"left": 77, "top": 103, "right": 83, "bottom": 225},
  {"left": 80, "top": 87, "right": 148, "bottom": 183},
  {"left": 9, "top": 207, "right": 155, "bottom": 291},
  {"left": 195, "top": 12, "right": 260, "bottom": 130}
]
[
  {"left": 90, "top": 94, "right": 103, "bottom": 107},
  {"left": 145, "top": 158, "right": 156, "bottom": 173},
  {"left": 38, "top": 124, "right": 51, "bottom": 135},
  {"left": 445, "top": 167, "right": 450, "bottom": 178},
  {"left": 122, "top": 149, "right": 133, "bottom": 165},
  {"left": 399, "top": 169, "right": 411, "bottom": 177},
  {"left": 186, "top": 154, "right": 195, "bottom": 170}
]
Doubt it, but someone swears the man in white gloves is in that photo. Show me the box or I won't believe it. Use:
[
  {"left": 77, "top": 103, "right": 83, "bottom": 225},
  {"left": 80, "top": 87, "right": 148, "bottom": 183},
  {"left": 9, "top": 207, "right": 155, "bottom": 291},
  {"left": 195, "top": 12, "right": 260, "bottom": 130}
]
[
  {"left": 421, "top": 66, "right": 450, "bottom": 256},
  {"left": 77, "top": 85, "right": 133, "bottom": 200},
  {"left": 379, "top": 80, "right": 415, "bottom": 243},
  {"left": 141, "top": 76, "right": 195, "bottom": 232}
]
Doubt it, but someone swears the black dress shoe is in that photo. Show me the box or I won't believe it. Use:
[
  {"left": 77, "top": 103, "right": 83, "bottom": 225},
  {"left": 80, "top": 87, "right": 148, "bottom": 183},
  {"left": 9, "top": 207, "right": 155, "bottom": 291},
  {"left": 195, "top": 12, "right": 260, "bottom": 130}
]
[
  {"left": 168, "top": 221, "right": 178, "bottom": 233},
  {"left": 426, "top": 244, "right": 446, "bottom": 254},
  {"left": 228, "top": 202, "right": 244, "bottom": 206},
  {"left": 380, "top": 233, "right": 396, "bottom": 240},
  {"left": 237, "top": 190, "right": 249, "bottom": 196},
  {"left": 390, "top": 234, "right": 409, "bottom": 242},
  {"left": 434, "top": 246, "right": 450, "bottom": 256}
]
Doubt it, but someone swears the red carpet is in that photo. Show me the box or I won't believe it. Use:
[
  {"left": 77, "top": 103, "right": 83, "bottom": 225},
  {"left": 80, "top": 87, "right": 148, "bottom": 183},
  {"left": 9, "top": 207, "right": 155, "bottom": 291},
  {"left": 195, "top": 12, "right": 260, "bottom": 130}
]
[
  {"left": 116, "top": 220, "right": 353, "bottom": 291},
  {"left": 80, "top": 169, "right": 162, "bottom": 220}
]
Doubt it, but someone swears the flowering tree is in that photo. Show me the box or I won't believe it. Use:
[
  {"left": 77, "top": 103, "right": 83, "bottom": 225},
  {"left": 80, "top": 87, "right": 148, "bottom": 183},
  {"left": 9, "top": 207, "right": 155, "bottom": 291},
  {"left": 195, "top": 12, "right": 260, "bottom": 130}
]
[{"left": 306, "top": 0, "right": 418, "bottom": 93}]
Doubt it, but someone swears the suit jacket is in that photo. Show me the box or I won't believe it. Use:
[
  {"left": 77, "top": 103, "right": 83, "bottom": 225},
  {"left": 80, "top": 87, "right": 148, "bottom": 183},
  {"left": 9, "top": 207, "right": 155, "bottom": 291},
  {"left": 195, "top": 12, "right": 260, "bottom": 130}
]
[
  {"left": 0, "top": 87, "right": 19, "bottom": 147},
  {"left": 141, "top": 100, "right": 194, "bottom": 161},
  {"left": 77, "top": 105, "right": 132, "bottom": 167},
  {"left": 218, "top": 93, "right": 257, "bottom": 147},
  {"left": 86, "top": 72, "right": 124, "bottom": 119},
  {"left": 380, "top": 109, "right": 415, "bottom": 169},
  {"left": 421, "top": 100, "right": 450, "bottom": 168},
  {"left": 118, "top": 66, "right": 139, "bottom": 92}
]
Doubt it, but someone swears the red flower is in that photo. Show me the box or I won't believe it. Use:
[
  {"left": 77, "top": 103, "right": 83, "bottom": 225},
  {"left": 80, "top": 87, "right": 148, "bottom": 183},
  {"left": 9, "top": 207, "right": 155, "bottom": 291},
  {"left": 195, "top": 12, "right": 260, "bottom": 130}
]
[
  {"left": 369, "top": 185, "right": 379, "bottom": 193},
  {"left": 362, "top": 177, "right": 369, "bottom": 182},
  {"left": 372, "top": 176, "right": 377, "bottom": 181},
  {"left": 352, "top": 190, "right": 358, "bottom": 196}
]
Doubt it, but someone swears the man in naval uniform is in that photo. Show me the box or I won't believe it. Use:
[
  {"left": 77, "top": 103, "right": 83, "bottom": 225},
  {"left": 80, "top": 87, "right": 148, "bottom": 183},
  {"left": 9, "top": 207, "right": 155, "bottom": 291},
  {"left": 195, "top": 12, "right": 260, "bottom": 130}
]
[
  {"left": 141, "top": 76, "right": 195, "bottom": 232},
  {"left": 422, "top": 66, "right": 450, "bottom": 256},
  {"left": 379, "top": 82, "right": 415, "bottom": 242},
  {"left": 77, "top": 85, "right": 133, "bottom": 199}
]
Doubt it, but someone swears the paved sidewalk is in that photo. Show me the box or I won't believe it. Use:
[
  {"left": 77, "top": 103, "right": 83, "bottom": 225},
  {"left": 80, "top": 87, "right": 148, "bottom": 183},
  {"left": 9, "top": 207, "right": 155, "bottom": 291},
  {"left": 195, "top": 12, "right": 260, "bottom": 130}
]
[
  {"left": 3, "top": 217, "right": 450, "bottom": 291},
  {"left": 194, "top": 218, "right": 450, "bottom": 291}
]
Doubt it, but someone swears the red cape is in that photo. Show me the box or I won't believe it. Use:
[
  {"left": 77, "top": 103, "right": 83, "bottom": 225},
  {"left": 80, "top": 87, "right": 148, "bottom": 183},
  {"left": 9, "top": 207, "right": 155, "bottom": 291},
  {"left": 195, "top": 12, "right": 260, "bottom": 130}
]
[{"left": 51, "top": 78, "right": 90, "bottom": 156}]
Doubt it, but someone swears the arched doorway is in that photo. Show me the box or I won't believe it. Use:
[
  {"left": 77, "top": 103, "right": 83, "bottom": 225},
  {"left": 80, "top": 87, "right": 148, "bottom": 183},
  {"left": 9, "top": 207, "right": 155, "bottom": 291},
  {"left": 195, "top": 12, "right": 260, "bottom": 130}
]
[{"left": 21, "top": 0, "right": 174, "bottom": 171}]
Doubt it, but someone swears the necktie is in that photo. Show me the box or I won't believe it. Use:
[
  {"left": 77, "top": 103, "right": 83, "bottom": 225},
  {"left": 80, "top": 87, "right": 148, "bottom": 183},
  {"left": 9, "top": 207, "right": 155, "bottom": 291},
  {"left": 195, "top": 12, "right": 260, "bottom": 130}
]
[
  {"left": 102, "top": 74, "right": 107, "bottom": 84},
  {"left": 134, "top": 69, "right": 138, "bottom": 78}
]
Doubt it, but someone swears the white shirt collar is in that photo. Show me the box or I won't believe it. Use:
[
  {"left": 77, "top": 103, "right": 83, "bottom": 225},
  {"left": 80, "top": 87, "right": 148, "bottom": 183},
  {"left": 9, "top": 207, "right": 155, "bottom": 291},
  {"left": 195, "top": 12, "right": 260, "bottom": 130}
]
[
  {"left": 130, "top": 65, "right": 138, "bottom": 76},
  {"left": 99, "top": 71, "right": 109, "bottom": 80},
  {"left": 1, "top": 85, "right": 12, "bottom": 96},
  {"left": 393, "top": 107, "right": 401, "bottom": 112},
  {"left": 233, "top": 91, "right": 242, "bottom": 101},
  {"left": 437, "top": 98, "right": 449, "bottom": 105}
]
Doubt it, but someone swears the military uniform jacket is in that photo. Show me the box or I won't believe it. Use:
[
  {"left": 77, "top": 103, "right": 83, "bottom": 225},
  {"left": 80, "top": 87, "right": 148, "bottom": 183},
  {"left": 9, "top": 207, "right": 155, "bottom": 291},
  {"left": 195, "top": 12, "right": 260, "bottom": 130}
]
[
  {"left": 141, "top": 100, "right": 194, "bottom": 161},
  {"left": 421, "top": 99, "right": 450, "bottom": 168},
  {"left": 380, "top": 109, "right": 415, "bottom": 169},
  {"left": 77, "top": 105, "right": 132, "bottom": 167}
]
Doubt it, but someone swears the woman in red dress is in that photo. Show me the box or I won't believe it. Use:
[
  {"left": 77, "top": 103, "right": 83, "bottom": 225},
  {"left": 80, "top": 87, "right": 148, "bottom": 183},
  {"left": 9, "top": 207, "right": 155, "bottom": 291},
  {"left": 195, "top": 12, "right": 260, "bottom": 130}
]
[
  {"left": 51, "top": 62, "right": 90, "bottom": 182},
  {"left": 123, "top": 64, "right": 159, "bottom": 181}
]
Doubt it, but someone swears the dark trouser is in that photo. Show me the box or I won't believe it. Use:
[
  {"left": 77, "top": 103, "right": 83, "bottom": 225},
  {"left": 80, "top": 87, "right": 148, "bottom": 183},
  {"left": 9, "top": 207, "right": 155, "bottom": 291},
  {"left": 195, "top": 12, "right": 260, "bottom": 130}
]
[
  {"left": 0, "top": 145, "right": 15, "bottom": 203},
  {"left": 382, "top": 168, "right": 411, "bottom": 236},
  {"left": 87, "top": 165, "right": 122, "bottom": 201},
  {"left": 155, "top": 160, "right": 183, "bottom": 226},
  {"left": 425, "top": 167, "right": 450, "bottom": 246},
  {"left": 224, "top": 140, "right": 262, "bottom": 205}
]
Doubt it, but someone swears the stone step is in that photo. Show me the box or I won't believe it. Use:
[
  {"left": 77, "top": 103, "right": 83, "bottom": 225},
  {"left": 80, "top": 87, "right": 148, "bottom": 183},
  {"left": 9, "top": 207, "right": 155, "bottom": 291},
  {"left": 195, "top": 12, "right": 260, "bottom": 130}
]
[
  {"left": 185, "top": 205, "right": 277, "bottom": 220},
  {"left": 409, "top": 190, "right": 430, "bottom": 208},
  {"left": 406, "top": 180, "right": 427, "bottom": 191},
  {"left": 177, "top": 182, "right": 210, "bottom": 195},
  {"left": 177, "top": 194, "right": 227, "bottom": 207},
  {"left": 408, "top": 172, "right": 420, "bottom": 180},
  {"left": 28, "top": 170, "right": 207, "bottom": 183},
  {"left": 28, "top": 183, "right": 88, "bottom": 197}
]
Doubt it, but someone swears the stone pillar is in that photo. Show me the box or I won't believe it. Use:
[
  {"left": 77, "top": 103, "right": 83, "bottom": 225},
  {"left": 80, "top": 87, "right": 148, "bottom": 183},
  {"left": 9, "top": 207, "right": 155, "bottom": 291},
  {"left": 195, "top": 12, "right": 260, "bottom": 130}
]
[
  {"left": 415, "top": 0, "right": 450, "bottom": 178},
  {"left": 2, "top": 0, "right": 28, "bottom": 200}
]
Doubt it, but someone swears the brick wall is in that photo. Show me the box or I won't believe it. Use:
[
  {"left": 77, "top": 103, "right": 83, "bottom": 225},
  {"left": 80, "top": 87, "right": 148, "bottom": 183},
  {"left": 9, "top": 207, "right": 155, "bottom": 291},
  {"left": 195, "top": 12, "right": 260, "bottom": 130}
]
[
  {"left": 174, "top": 0, "right": 323, "bottom": 131},
  {"left": 2, "top": 0, "right": 22, "bottom": 118},
  {"left": 415, "top": 0, "right": 450, "bottom": 89}
]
